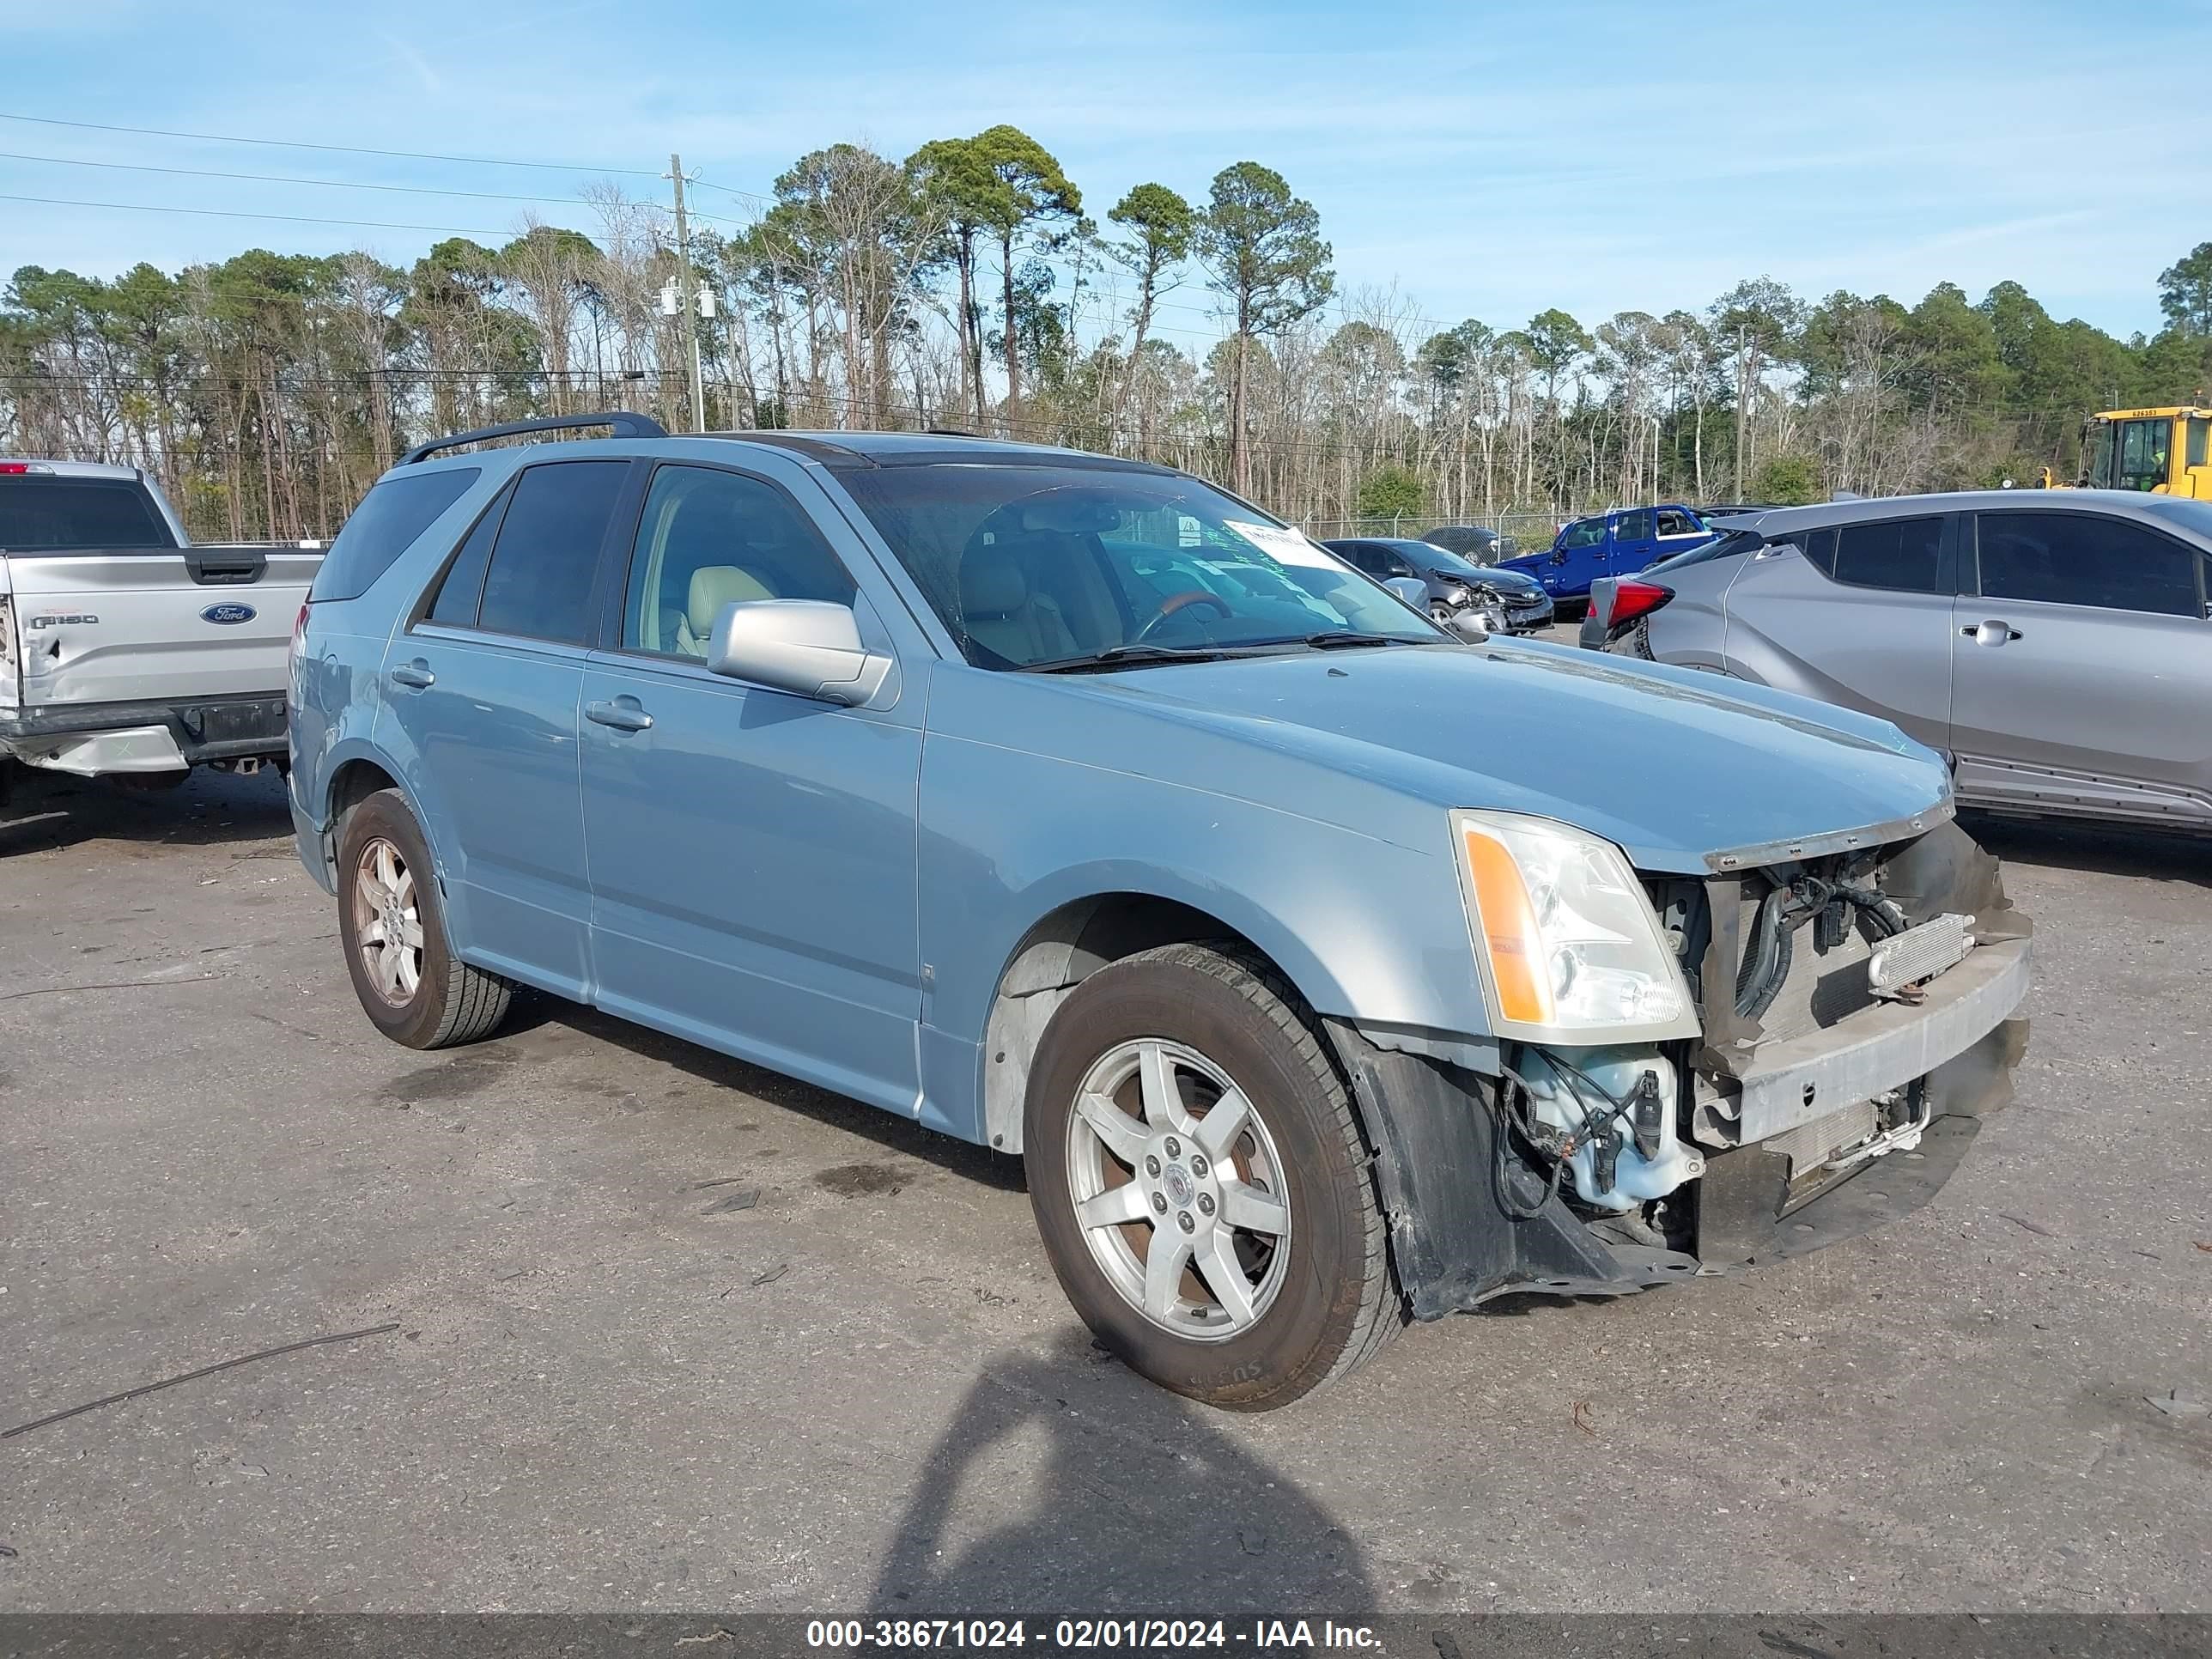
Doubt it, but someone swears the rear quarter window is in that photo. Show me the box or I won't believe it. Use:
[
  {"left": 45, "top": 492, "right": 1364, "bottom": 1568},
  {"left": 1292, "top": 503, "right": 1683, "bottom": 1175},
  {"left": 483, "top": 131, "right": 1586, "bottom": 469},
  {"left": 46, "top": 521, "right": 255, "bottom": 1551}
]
[
  {"left": 1828, "top": 516, "right": 1944, "bottom": 592},
  {"left": 0, "top": 477, "right": 174, "bottom": 550},
  {"left": 310, "top": 467, "right": 482, "bottom": 602}
]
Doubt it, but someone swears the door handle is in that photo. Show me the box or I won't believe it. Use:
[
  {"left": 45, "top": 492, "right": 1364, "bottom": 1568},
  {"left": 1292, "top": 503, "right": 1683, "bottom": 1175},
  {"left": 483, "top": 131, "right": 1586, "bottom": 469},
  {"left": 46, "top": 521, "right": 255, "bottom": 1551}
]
[
  {"left": 585, "top": 697, "right": 653, "bottom": 732},
  {"left": 1961, "top": 620, "right": 2023, "bottom": 647},
  {"left": 389, "top": 661, "right": 435, "bottom": 689}
]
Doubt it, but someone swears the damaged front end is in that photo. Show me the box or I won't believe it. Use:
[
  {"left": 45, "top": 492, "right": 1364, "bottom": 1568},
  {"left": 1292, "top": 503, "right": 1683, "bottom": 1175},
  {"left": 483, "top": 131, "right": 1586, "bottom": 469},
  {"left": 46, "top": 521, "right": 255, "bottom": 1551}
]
[{"left": 1337, "top": 816, "right": 2031, "bottom": 1319}]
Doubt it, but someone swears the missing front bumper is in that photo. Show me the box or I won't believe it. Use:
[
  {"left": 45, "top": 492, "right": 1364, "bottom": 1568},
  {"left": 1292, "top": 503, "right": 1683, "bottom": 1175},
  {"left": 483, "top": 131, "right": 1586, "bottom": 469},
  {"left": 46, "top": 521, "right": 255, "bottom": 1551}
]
[{"left": 1332, "top": 1012, "right": 2028, "bottom": 1321}]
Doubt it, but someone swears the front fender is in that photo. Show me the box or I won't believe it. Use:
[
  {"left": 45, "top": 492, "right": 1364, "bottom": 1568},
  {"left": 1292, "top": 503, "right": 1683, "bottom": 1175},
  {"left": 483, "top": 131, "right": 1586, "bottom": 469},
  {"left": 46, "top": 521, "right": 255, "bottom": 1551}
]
[
  {"left": 925, "top": 777, "right": 1488, "bottom": 1049},
  {"left": 915, "top": 684, "right": 1495, "bottom": 1146}
]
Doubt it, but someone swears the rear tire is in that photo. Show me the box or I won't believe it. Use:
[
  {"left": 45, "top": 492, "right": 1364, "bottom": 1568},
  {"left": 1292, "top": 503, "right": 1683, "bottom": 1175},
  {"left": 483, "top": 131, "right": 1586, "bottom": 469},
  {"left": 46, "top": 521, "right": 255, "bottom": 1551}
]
[
  {"left": 1024, "top": 943, "right": 1400, "bottom": 1410},
  {"left": 336, "top": 788, "right": 512, "bottom": 1049}
]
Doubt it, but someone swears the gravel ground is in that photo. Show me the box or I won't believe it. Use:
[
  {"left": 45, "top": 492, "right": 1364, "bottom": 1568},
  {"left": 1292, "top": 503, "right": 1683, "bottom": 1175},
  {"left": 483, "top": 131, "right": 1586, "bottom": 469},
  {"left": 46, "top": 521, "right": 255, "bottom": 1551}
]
[{"left": 0, "top": 758, "right": 2207, "bottom": 1616}]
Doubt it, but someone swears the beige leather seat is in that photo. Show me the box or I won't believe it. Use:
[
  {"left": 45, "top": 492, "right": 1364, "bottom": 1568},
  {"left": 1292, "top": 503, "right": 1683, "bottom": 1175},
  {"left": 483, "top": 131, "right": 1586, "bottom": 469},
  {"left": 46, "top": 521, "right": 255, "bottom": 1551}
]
[
  {"left": 958, "top": 544, "right": 1076, "bottom": 665},
  {"left": 674, "top": 564, "right": 775, "bottom": 658}
]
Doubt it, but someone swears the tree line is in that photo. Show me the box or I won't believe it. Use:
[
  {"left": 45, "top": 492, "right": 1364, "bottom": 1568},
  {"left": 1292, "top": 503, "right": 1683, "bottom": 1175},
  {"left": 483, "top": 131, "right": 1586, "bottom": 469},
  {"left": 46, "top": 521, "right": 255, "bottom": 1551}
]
[{"left": 4, "top": 125, "right": 2210, "bottom": 542}]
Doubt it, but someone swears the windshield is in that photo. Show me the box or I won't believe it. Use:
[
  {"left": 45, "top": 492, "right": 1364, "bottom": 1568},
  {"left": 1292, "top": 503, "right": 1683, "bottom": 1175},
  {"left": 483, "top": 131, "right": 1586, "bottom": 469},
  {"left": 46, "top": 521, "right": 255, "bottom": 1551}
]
[
  {"left": 1396, "top": 543, "right": 1485, "bottom": 582},
  {"left": 833, "top": 463, "right": 1443, "bottom": 668}
]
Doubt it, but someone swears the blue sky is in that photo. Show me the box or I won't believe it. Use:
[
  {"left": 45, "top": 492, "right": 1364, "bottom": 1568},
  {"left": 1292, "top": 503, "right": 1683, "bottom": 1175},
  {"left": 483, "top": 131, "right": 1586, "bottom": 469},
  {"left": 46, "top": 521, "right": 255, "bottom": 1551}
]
[{"left": 2, "top": 0, "right": 2203, "bottom": 341}]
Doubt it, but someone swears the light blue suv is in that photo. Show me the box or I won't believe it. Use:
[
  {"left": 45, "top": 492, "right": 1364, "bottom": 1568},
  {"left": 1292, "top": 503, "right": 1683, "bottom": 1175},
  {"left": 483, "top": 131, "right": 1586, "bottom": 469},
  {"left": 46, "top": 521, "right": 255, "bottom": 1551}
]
[{"left": 291, "top": 414, "right": 2031, "bottom": 1409}]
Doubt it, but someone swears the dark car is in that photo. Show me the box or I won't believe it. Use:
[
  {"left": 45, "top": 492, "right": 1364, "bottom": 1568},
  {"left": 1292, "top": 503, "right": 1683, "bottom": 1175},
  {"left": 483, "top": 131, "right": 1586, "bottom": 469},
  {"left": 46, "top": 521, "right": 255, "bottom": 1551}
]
[
  {"left": 1419, "top": 524, "right": 1520, "bottom": 565},
  {"left": 1322, "top": 537, "right": 1554, "bottom": 633}
]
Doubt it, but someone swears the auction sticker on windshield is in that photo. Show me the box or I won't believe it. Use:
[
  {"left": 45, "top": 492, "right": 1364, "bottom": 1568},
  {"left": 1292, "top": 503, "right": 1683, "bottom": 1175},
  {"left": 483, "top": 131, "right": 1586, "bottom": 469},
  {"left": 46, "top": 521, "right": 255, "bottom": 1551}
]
[{"left": 1224, "top": 520, "right": 1335, "bottom": 568}]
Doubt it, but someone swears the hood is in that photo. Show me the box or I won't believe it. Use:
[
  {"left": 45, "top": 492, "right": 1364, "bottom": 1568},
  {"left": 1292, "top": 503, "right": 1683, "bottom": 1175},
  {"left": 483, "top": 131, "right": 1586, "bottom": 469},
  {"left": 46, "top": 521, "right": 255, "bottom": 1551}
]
[
  {"left": 1493, "top": 550, "right": 1550, "bottom": 578},
  {"left": 1461, "top": 567, "right": 1544, "bottom": 599},
  {"left": 1038, "top": 641, "right": 1949, "bottom": 874}
]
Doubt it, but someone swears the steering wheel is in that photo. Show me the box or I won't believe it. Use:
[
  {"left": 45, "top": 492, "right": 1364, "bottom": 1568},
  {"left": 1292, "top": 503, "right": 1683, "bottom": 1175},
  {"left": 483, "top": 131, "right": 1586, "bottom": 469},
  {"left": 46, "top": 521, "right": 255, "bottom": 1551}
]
[{"left": 1132, "top": 589, "right": 1234, "bottom": 644}]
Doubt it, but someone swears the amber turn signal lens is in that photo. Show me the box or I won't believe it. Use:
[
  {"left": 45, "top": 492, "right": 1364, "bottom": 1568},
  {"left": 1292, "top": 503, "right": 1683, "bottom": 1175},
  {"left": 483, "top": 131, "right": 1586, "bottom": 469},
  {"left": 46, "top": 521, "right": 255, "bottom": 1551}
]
[{"left": 1461, "top": 824, "right": 1553, "bottom": 1026}]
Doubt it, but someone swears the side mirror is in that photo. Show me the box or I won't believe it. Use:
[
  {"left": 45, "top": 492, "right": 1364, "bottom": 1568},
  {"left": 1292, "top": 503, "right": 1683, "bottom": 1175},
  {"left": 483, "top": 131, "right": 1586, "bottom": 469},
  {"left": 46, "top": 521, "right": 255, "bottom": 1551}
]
[
  {"left": 1383, "top": 576, "right": 1429, "bottom": 610},
  {"left": 1549, "top": 547, "right": 1567, "bottom": 565},
  {"left": 708, "top": 599, "right": 890, "bottom": 707}
]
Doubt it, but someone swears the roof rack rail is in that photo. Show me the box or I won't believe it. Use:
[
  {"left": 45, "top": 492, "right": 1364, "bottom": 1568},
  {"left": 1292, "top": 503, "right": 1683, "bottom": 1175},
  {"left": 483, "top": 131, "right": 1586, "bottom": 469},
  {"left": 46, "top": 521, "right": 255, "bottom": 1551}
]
[{"left": 398, "top": 411, "right": 667, "bottom": 466}]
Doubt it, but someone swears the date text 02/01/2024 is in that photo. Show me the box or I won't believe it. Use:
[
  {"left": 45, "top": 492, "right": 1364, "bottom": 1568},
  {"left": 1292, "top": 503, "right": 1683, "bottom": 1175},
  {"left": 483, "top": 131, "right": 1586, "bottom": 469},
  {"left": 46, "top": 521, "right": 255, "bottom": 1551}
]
[{"left": 803, "top": 1619, "right": 1380, "bottom": 1650}]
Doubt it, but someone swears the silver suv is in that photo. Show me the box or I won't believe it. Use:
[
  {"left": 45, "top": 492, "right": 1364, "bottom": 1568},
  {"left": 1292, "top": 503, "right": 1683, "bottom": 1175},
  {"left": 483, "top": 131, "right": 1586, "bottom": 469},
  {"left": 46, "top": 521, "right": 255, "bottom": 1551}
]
[{"left": 1588, "top": 490, "right": 2212, "bottom": 831}]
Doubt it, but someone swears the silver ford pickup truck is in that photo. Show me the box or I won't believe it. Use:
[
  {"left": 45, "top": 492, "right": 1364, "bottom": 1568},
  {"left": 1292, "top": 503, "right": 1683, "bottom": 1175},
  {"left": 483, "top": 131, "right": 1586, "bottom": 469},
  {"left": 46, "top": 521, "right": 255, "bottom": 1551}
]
[{"left": 0, "top": 459, "right": 321, "bottom": 795}]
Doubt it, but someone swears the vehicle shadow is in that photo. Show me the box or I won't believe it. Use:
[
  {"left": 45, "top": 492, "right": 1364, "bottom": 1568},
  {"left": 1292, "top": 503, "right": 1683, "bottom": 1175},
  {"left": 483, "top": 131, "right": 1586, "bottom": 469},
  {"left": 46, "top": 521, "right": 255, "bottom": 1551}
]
[
  {"left": 868, "top": 1336, "right": 1375, "bottom": 1614},
  {"left": 1962, "top": 811, "right": 2212, "bottom": 889},
  {"left": 0, "top": 765, "right": 294, "bottom": 857},
  {"left": 532, "top": 1000, "right": 1024, "bottom": 1193}
]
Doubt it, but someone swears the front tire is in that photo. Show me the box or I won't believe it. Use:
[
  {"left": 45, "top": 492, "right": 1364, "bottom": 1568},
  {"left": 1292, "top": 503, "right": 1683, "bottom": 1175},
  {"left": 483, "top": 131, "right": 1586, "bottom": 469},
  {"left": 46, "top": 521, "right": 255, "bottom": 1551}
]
[
  {"left": 336, "top": 788, "right": 512, "bottom": 1049},
  {"left": 1024, "top": 944, "right": 1399, "bottom": 1410}
]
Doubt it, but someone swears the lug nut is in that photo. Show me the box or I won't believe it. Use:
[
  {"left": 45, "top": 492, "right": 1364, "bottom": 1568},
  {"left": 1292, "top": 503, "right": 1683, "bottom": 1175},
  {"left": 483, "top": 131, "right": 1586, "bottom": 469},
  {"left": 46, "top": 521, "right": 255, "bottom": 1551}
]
[
  {"left": 1176, "top": 1211, "right": 1195, "bottom": 1233},
  {"left": 1145, "top": 1155, "right": 1161, "bottom": 1177},
  {"left": 1152, "top": 1192, "right": 1169, "bottom": 1214},
  {"left": 1196, "top": 1193, "right": 1215, "bottom": 1216},
  {"left": 1189, "top": 1153, "right": 1208, "bottom": 1177},
  {"left": 1164, "top": 1136, "right": 1181, "bottom": 1158}
]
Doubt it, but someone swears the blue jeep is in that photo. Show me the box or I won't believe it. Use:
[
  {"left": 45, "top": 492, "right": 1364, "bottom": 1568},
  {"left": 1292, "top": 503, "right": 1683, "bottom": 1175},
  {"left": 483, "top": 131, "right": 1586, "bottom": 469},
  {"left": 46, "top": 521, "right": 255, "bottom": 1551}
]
[
  {"left": 1497, "top": 504, "right": 1722, "bottom": 605},
  {"left": 289, "top": 415, "right": 2029, "bottom": 1409}
]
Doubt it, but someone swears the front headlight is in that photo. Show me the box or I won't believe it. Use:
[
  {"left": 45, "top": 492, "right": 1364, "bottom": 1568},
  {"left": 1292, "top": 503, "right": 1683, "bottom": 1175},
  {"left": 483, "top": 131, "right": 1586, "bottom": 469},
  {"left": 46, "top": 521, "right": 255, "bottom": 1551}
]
[{"left": 1451, "top": 809, "right": 1697, "bottom": 1042}]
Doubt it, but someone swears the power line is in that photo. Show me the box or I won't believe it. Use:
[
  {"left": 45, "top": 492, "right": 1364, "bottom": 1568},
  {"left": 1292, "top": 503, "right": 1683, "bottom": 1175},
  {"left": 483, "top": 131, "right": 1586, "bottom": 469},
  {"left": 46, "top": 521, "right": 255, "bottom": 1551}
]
[
  {"left": 0, "top": 149, "right": 642, "bottom": 211},
  {"left": 0, "top": 144, "right": 753, "bottom": 228},
  {"left": 0, "top": 111, "right": 665, "bottom": 179},
  {"left": 0, "top": 191, "right": 518, "bottom": 238}
]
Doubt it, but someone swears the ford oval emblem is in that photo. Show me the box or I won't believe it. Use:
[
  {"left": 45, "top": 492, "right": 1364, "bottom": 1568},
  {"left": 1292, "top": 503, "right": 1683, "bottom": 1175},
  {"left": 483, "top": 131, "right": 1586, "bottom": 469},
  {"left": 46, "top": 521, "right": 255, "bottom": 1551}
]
[{"left": 201, "top": 603, "right": 257, "bottom": 626}]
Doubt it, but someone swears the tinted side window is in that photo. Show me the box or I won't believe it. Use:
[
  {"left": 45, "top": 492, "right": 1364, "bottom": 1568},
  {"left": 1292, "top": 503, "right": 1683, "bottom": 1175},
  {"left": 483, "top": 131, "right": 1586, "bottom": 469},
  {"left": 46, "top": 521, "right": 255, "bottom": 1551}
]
[
  {"left": 2190, "top": 418, "right": 2209, "bottom": 471},
  {"left": 1976, "top": 512, "right": 2202, "bottom": 618},
  {"left": 1829, "top": 516, "right": 1943, "bottom": 592},
  {"left": 1617, "top": 508, "right": 1654, "bottom": 542},
  {"left": 424, "top": 482, "right": 512, "bottom": 628},
  {"left": 475, "top": 461, "right": 630, "bottom": 644},
  {"left": 1800, "top": 526, "right": 1838, "bottom": 575},
  {"left": 312, "top": 467, "right": 480, "bottom": 601},
  {"left": 621, "top": 465, "right": 854, "bottom": 658},
  {"left": 1561, "top": 520, "right": 1605, "bottom": 550}
]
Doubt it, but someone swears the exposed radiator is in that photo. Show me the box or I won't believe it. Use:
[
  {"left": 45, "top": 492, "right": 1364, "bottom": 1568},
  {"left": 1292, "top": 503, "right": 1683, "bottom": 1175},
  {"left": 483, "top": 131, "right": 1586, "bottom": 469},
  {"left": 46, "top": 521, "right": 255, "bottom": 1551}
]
[{"left": 1765, "top": 1099, "right": 1877, "bottom": 1176}]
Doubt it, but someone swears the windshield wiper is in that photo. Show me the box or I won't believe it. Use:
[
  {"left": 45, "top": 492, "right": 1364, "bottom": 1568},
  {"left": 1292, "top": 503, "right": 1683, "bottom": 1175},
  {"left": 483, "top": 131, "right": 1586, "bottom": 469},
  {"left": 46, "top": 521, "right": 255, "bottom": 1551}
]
[
  {"left": 1018, "top": 632, "right": 1435, "bottom": 673},
  {"left": 1289, "top": 631, "right": 1435, "bottom": 649},
  {"left": 1016, "top": 643, "right": 1253, "bottom": 674}
]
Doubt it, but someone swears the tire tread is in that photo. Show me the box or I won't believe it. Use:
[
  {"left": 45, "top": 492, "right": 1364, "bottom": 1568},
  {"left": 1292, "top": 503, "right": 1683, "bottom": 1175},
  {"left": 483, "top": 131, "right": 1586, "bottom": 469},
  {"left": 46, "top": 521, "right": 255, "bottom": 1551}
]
[
  {"left": 338, "top": 788, "right": 513, "bottom": 1049},
  {"left": 1076, "top": 940, "right": 1402, "bottom": 1406}
]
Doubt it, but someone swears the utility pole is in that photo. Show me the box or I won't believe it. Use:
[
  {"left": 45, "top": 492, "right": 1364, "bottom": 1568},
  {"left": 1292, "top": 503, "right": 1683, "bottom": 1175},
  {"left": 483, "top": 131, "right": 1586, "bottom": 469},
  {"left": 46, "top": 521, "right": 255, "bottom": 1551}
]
[
  {"left": 1732, "top": 324, "right": 1747, "bottom": 500},
  {"left": 666, "top": 153, "right": 707, "bottom": 434}
]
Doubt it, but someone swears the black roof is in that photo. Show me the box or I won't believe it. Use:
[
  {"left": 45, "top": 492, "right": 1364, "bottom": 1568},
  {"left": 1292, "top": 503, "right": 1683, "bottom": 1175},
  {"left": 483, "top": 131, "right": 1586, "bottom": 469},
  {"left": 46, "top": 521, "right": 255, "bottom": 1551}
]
[{"left": 699, "top": 429, "right": 1179, "bottom": 473}]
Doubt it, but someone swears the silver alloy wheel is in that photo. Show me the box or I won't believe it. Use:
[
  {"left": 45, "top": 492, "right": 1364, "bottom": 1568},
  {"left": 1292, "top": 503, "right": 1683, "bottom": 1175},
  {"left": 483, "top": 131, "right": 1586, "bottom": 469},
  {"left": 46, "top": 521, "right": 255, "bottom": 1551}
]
[
  {"left": 351, "top": 836, "right": 425, "bottom": 1006},
  {"left": 1065, "top": 1037, "right": 1293, "bottom": 1340}
]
